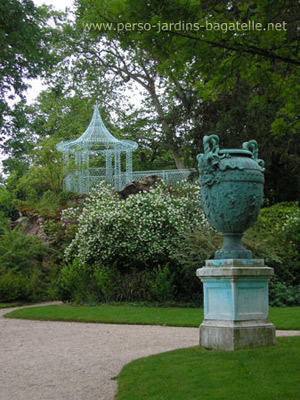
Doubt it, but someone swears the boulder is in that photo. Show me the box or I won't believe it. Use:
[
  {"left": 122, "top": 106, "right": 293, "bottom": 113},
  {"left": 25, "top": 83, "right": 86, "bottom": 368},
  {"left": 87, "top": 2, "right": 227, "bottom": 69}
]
[
  {"left": 116, "top": 175, "right": 161, "bottom": 200},
  {"left": 9, "top": 215, "right": 49, "bottom": 243}
]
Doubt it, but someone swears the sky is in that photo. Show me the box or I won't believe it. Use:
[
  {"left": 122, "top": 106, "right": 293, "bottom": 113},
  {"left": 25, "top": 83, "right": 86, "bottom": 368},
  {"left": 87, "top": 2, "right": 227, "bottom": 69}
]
[{"left": 34, "top": 0, "right": 74, "bottom": 12}]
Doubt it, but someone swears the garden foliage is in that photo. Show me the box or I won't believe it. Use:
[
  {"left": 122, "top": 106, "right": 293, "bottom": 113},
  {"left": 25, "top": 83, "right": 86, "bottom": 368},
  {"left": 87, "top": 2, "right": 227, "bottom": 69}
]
[
  {"left": 60, "top": 181, "right": 208, "bottom": 303},
  {"left": 64, "top": 181, "right": 208, "bottom": 268},
  {"left": 0, "top": 179, "right": 299, "bottom": 306},
  {"left": 58, "top": 183, "right": 300, "bottom": 306},
  {"left": 0, "top": 229, "right": 58, "bottom": 302}
]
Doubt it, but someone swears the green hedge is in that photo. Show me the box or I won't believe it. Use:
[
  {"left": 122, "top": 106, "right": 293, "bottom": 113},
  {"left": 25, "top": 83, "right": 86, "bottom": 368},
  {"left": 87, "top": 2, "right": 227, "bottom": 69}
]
[{"left": 0, "top": 229, "right": 59, "bottom": 303}]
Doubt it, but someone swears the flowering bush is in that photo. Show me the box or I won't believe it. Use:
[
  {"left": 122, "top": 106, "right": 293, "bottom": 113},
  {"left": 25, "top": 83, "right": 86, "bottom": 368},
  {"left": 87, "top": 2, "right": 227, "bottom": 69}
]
[
  {"left": 63, "top": 181, "right": 208, "bottom": 271},
  {"left": 281, "top": 206, "right": 300, "bottom": 250}
]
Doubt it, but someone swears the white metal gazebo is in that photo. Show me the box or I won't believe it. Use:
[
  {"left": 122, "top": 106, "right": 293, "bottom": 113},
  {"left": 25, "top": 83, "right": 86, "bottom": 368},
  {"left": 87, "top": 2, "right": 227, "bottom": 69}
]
[
  {"left": 57, "top": 103, "right": 138, "bottom": 192},
  {"left": 57, "top": 103, "right": 195, "bottom": 193}
]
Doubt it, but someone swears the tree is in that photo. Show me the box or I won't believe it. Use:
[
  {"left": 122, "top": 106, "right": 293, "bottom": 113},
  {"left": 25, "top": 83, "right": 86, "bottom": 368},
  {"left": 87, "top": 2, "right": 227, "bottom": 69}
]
[
  {"left": 73, "top": 0, "right": 300, "bottom": 202},
  {"left": 4, "top": 0, "right": 299, "bottom": 202},
  {"left": 47, "top": 31, "right": 189, "bottom": 168},
  {"left": 0, "top": 0, "right": 58, "bottom": 139}
]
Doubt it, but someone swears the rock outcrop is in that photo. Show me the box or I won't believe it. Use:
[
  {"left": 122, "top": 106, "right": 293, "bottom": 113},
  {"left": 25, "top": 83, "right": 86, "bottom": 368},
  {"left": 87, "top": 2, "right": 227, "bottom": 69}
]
[{"left": 116, "top": 175, "right": 161, "bottom": 200}]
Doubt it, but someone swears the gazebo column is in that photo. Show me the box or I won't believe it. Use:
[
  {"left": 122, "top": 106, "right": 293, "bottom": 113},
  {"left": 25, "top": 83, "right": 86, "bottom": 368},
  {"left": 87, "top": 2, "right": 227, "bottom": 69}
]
[
  {"left": 73, "top": 151, "right": 83, "bottom": 194},
  {"left": 82, "top": 151, "right": 90, "bottom": 192},
  {"left": 63, "top": 152, "right": 69, "bottom": 165},
  {"left": 78, "top": 151, "right": 84, "bottom": 194},
  {"left": 125, "top": 151, "right": 133, "bottom": 183},
  {"left": 74, "top": 151, "right": 80, "bottom": 167},
  {"left": 62, "top": 153, "right": 70, "bottom": 191},
  {"left": 106, "top": 151, "right": 113, "bottom": 186},
  {"left": 82, "top": 151, "right": 89, "bottom": 168},
  {"left": 114, "top": 151, "right": 122, "bottom": 190}
]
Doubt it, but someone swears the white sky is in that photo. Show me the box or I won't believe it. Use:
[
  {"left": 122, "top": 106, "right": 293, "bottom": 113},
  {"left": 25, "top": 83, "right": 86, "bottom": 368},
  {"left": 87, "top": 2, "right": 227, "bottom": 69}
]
[{"left": 34, "top": 0, "right": 74, "bottom": 12}]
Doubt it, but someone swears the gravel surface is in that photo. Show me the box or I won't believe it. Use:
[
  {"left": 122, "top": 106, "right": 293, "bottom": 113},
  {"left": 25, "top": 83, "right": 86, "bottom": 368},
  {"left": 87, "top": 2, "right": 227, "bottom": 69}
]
[
  {"left": 1, "top": 303, "right": 299, "bottom": 400},
  {"left": 0, "top": 304, "right": 198, "bottom": 400}
]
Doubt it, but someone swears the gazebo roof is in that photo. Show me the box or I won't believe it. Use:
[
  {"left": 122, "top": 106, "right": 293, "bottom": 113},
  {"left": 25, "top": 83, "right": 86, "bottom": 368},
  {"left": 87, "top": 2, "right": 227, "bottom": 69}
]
[{"left": 57, "top": 104, "right": 138, "bottom": 153}]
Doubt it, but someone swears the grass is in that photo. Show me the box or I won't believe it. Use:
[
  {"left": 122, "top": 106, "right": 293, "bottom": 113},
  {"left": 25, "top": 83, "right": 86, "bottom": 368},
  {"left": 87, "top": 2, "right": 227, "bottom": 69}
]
[
  {"left": 4, "top": 304, "right": 300, "bottom": 330},
  {"left": 116, "top": 337, "right": 300, "bottom": 400},
  {"left": 4, "top": 305, "right": 203, "bottom": 327},
  {"left": 0, "top": 302, "right": 23, "bottom": 309}
]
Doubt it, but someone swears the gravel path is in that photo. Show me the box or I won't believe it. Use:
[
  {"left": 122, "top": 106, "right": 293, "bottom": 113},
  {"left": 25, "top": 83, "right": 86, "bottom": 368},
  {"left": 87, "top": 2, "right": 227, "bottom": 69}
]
[
  {"left": 0, "top": 304, "right": 198, "bottom": 400},
  {"left": 1, "top": 303, "right": 299, "bottom": 400}
]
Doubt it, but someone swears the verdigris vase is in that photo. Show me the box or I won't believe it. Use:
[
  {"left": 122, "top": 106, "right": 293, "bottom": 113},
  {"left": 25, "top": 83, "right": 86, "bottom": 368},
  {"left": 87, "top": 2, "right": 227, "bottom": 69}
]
[{"left": 197, "top": 135, "right": 265, "bottom": 259}]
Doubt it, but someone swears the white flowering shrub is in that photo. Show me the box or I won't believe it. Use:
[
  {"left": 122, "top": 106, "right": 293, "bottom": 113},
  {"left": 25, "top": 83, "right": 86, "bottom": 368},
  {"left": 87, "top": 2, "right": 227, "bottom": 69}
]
[
  {"left": 281, "top": 206, "right": 300, "bottom": 243},
  {"left": 62, "top": 181, "right": 208, "bottom": 271}
]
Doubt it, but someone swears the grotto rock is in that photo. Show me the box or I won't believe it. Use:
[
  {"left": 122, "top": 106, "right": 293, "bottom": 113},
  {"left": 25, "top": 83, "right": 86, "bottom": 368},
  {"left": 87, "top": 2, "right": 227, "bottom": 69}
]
[{"left": 116, "top": 175, "right": 161, "bottom": 200}]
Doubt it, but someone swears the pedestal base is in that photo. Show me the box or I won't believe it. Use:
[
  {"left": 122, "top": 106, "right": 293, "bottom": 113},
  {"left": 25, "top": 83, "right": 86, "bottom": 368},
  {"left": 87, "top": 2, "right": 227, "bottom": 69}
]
[
  {"left": 197, "top": 259, "right": 276, "bottom": 351},
  {"left": 200, "top": 320, "right": 276, "bottom": 351}
]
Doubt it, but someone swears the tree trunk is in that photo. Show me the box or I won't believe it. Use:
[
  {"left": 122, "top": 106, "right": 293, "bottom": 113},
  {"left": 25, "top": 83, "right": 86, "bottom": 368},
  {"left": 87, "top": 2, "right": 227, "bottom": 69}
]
[
  {"left": 170, "top": 148, "right": 185, "bottom": 169},
  {"left": 147, "top": 80, "right": 186, "bottom": 169}
]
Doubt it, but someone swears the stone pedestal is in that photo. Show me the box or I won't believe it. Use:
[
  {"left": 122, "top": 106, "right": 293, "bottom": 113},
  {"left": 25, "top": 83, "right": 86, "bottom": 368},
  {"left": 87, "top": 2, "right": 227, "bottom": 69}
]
[{"left": 196, "top": 259, "right": 276, "bottom": 351}]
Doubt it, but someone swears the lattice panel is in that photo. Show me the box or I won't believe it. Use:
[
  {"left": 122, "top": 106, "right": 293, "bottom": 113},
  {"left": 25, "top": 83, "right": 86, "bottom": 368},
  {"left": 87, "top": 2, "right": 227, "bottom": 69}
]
[{"left": 63, "top": 168, "right": 195, "bottom": 193}]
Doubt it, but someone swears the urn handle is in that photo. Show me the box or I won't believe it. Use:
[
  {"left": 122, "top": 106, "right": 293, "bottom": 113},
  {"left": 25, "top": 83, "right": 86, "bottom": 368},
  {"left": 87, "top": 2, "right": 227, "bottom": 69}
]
[
  {"left": 203, "top": 135, "right": 219, "bottom": 155},
  {"left": 242, "top": 139, "right": 265, "bottom": 171},
  {"left": 242, "top": 140, "right": 258, "bottom": 160}
]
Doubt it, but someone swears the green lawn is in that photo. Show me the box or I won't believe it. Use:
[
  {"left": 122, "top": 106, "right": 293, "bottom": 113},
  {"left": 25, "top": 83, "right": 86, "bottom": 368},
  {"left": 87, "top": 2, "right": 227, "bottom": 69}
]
[
  {"left": 117, "top": 337, "right": 300, "bottom": 400},
  {"left": 0, "top": 302, "right": 23, "bottom": 309},
  {"left": 4, "top": 305, "right": 300, "bottom": 330},
  {"left": 4, "top": 305, "right": 203, "bottom": 327}
]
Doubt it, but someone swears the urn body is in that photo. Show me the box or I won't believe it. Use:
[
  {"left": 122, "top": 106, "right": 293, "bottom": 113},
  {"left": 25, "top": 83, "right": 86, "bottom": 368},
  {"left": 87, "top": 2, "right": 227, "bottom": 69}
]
[{"left": 197, "top": 135, "right": 265, "bottom": 259}]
